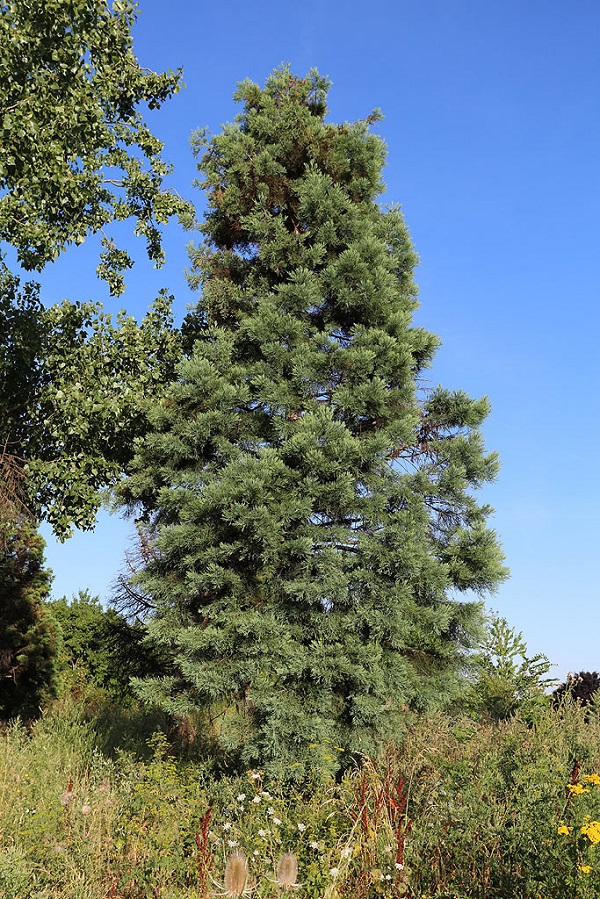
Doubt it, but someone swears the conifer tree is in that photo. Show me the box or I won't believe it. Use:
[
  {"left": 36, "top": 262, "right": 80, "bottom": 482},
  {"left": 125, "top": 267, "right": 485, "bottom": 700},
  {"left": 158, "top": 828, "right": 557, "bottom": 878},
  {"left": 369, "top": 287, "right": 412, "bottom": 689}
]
[
  {"left": 0, "top": 516, "right": 57, "bottom": 719},
  {"left": 119, "top": 67, "right": 507, "bottom": 773}
]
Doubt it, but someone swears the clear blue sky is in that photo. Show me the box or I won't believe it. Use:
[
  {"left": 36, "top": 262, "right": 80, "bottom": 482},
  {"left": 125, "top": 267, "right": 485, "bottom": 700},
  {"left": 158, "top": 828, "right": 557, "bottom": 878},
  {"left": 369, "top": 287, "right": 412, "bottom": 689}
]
[{"left": 37, "top": 0, "right": 600, "bottom": 682}]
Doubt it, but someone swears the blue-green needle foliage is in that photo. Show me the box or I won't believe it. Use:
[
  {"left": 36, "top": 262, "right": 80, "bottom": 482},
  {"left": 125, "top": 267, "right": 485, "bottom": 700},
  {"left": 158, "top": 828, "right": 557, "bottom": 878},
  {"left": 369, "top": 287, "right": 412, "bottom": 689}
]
[{"left": 119, "top": 67, "right": 507, "bottom": 774}]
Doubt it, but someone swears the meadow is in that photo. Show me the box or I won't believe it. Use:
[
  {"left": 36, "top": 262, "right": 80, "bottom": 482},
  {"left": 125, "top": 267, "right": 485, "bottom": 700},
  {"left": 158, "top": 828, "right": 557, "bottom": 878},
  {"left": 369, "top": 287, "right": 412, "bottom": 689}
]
[{"left": 2, "top": 695, "right": 600, "bottom": 898}]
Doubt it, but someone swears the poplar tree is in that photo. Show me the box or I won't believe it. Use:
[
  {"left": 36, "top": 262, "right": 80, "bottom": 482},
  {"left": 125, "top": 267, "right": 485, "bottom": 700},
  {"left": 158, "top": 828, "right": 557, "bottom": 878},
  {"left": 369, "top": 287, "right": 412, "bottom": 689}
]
[
  {"left": 1, "top": 0, "right": 192, "bottom": 531},
  {"left": 0, "top": 0, "right": 191, "bottom": 295},
  {"left": 120, "top": 67, "right": 507, "bottom": 773},
  {"left": 1, "top": 268, "right": 181, "bottom": 536}
]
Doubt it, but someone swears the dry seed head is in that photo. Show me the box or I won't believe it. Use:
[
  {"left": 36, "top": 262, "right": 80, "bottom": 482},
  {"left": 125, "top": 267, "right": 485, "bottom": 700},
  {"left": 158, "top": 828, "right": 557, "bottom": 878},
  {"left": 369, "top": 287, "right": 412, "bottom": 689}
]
[
  {"left": 60, "top": 790, "right": 73, "bottom": 808},
  {"left": 223, "top": 852, "right": 249, "bottom": 896},
  {"left": 277, "top": 852, "right": 299, "bottom": 889}
]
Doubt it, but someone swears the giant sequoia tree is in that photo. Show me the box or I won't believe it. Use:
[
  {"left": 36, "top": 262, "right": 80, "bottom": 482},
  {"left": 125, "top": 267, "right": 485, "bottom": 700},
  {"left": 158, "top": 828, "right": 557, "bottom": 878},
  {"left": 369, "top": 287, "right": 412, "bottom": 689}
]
[{"left": 119, "top": 68, "right": 507, "bottom": 772}]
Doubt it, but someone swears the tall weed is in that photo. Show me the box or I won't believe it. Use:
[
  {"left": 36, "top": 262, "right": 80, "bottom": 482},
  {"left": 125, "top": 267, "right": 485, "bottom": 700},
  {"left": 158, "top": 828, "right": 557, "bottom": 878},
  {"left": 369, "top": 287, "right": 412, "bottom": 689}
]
[{"left": 3, "top": 696, "right": 600, "bottom": 896}]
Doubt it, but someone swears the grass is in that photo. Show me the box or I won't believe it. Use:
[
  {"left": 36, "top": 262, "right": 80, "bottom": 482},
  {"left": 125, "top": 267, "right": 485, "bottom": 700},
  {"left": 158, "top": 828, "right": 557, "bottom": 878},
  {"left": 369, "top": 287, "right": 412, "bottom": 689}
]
[{"left": 2, "top": 696, "right": 600, "bottom": 897}]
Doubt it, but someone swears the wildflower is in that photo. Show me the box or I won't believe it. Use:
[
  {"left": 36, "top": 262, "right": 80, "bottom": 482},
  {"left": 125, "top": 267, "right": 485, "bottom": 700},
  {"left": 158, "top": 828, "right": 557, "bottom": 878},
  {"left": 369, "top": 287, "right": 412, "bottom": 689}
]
[
  {"left": 309, "top": 841, "right": 319, "bottom": 850},
  {"left": 258, "top": 829, "right": 268, "bottom": 838},
  {"left": 567, "top": 783, "right": 589, "bottom": 795},
  {"left": 252, "top": 796, "right": 261, "bottom": 804},
  {"left": 584, "top": 773, "right": 600, "bottom": 785},
  {"left": 227, "top": 839, "right": 239, "bottom": 848},
  {"left": 80, "top": 804, "right": 92, "bottom": 816},
  {"left": 581, "top": 821, "right": 600, "bottom": 843},
  {"left": 272, "top": 816, "right": 282, "bottom": 827},
  {"left": 341, "top": 847, "right": 352, "bottom": 859},
  {"left": 261, "top": 791, "right": 272, "bottom": 799},
  {"left": 223, "top": 822, "right": 232, "bottom": 831},
  {"left": 557, "top": 824, "right": 571, "bottom": 835},
  {"left": 267, "top": 806, "right": 275, "bottom": 816},
  {"left": 396, "top": 862, "right": 405, "bottom": 870},
  {"left": 579, "top": 865, "right": 592, "bottom": 874},
  {"left": 297, "top": 822, "right": 306, "bottom": 832},
  {"left": 329, "top": 867, "right": 340, "bottom": 879},
  {"left": 236, "top": 794, "right": 246, "bottom": 802}
]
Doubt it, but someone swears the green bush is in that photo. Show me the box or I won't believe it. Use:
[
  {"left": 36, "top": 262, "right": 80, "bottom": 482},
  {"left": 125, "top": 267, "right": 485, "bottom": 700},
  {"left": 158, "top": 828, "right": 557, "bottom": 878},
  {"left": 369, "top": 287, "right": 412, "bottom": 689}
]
[{"left": 48, "top": 590, "right": 168, "bottom": 705}]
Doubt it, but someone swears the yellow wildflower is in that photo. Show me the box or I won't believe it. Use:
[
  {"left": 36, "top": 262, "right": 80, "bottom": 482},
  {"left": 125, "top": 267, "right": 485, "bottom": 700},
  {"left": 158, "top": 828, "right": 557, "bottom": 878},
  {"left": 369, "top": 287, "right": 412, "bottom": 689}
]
[
  {"left": 584, "top": 773, "right": 600, "bottom": 785},
  {"left": 567, "top": 783, "right": 589, "bottom": 795},
  {"left": 578, "top": 865, "right": 592, "bottom": 874},
  {"left": 557, "top": 825, "right": 571, "bottom": 835},
  {"left": 581, "top": 821, "right": 600, "bottom": 843}
]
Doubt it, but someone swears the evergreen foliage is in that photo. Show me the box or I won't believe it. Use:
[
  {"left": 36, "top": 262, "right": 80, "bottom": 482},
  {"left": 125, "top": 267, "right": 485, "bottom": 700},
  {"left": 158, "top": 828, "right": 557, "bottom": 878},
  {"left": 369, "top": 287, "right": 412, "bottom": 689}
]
[
  {"left": 119, "top": 67, "right": 507, "bottom": 773},
  {"left": 0, "top": 516, "right": 57, "bottom": 718}
]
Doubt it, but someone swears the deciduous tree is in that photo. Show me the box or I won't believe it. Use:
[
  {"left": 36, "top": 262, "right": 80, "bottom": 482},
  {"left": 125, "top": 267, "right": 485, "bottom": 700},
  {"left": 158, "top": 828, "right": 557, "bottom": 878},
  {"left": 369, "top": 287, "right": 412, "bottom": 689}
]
[
  {"left": 49, "top": 589, "right": 167, "bottom": 702},
  {"left": 0, "top": 0, "right": 191, "bottom": 295},
  {"left": 466, "top": 614, "right": 553, "bottom": 721},
  {"left": 553, "top": 671, "right": 600, "bottom": 709},
  {"left": 0, "top": 0, "right": 194, "bottom": 533},
  {"left": 0, "top": 267, "right": 182, "bottom": 535}
]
